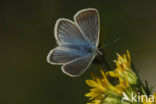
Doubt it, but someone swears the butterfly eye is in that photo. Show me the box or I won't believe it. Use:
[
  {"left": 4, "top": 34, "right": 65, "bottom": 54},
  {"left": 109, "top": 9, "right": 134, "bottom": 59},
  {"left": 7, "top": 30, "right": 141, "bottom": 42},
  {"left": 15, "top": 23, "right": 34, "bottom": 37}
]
[{"left": 86, "top": 48, "right": 93, "bottom": 53}]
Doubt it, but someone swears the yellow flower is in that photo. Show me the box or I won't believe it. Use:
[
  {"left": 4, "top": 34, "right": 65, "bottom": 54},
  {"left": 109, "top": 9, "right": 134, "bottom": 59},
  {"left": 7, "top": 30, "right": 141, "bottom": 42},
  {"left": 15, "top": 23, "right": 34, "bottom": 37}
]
[
  {"left": 115, "top": 50, "right": 131, "bottom": 71},
  {"left": 108, "top": 50, "right": 138, "bottom": 85},
  {"left": 85, "top": 50, "right": 155, "bottom": 104},
  {"left": 85, "top": 69, "right": 129, "bottom": 104}
]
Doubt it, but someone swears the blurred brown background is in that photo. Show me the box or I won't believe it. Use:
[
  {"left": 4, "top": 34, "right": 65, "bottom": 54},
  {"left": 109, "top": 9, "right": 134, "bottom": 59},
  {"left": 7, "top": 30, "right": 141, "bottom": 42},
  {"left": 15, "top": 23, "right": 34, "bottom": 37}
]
[{"left": 0, "top": 0, "right": 156, "bottom": 104}]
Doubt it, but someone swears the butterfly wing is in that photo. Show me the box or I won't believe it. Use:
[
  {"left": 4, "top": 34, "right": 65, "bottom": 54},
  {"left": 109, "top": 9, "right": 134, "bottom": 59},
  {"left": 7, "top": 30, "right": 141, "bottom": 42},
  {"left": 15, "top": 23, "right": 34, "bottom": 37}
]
[
  {"left": 48, "top": 15, "right": 96, "bottom": 65},
  {"left": 47, "top": 46, "right": 83, "bottom": 64},
  {"left": 54, "top": 18, "right": 89, "bottom": 46},
  {"left": 48, "top": 9, "right": 99, "bottom": 77},
  {"left": 62, "top": 53, "right": 95, "bottom": 77},
  {"left": 74, "top": 8, "right": 100, "bottom": 47}
]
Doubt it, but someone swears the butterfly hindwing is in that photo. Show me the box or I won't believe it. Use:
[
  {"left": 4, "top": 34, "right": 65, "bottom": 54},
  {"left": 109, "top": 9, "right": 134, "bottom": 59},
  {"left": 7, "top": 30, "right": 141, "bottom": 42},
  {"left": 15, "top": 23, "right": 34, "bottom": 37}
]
[
  {"left": 47, "top": 47, "right": 82, "bottom": 64},
  {"left": 62, "top": 53, "right": 95, "bottom": 77}
]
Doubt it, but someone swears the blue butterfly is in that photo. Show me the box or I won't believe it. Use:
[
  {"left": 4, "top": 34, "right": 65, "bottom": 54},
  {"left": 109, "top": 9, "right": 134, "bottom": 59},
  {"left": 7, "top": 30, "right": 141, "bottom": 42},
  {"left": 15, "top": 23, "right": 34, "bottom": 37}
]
[{"left": 47, "top": 8, "right": 100, "bottom": 77}]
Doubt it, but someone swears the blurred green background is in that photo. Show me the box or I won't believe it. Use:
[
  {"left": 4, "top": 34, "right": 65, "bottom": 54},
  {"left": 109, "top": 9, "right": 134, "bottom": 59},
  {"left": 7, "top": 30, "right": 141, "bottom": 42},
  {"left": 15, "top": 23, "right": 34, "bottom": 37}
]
[{"left": 1, "top": 0, "right": 156, "bottom": 104}]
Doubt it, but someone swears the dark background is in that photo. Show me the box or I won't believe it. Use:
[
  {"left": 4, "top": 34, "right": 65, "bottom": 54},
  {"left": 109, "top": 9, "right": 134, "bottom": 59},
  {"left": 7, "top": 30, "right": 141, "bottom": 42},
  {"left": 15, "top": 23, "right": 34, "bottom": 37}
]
[{"left": 1, "top": 0, "right": 156, "bottom": 104}]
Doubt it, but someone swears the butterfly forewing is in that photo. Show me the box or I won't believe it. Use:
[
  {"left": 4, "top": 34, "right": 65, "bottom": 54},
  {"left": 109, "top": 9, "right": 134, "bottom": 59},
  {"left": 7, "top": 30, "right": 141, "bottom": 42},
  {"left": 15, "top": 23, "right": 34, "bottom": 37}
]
[
  {"left": 74, "top": 8, "right": 100, "bottom": 47},
  {"left": 55, "top": 19, "right": 87, "bottom": 45}
]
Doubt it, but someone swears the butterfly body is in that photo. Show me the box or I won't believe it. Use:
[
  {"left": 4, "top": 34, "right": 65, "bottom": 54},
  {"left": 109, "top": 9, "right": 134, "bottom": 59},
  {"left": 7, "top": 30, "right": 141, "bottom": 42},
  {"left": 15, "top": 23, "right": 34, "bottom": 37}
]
[{"left": 47, "top": 8, "right": 100, "bottom": 77}]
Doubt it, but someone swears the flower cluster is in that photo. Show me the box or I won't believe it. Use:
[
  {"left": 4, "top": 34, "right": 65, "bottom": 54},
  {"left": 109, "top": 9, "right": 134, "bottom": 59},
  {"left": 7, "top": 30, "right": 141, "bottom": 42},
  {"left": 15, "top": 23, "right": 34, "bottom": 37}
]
[{"left": 85, "top": 51, "right": 156, "bottom": 104}]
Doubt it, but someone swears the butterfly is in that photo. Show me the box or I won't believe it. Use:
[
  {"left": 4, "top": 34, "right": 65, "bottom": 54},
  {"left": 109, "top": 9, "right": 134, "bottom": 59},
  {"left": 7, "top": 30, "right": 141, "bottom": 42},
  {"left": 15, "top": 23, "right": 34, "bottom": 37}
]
[{"left": 47, "top": 8, "right": 100, "bottom": 77}]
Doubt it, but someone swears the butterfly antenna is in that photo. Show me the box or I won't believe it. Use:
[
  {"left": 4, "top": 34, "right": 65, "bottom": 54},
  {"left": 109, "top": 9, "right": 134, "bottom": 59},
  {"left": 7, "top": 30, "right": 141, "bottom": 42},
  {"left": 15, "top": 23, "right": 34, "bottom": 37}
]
[{"left": 99, "top": 38, "right": 120, "bottom": 50}]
